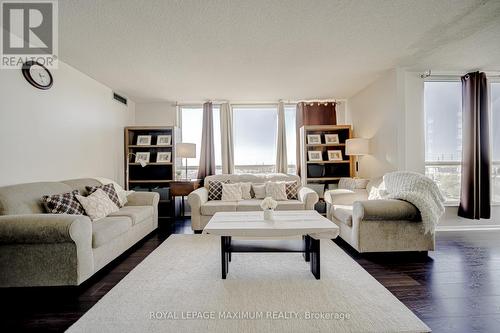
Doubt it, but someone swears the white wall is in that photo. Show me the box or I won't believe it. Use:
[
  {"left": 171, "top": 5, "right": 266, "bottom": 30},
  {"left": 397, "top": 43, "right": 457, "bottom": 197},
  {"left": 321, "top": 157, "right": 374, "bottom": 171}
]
[
  {"left": 0, "top": 61, "right": 135, "bottom": 187},
  {"left": 134, "top": 102, "right": 177, "bottom": 126},
  {"left": 347, "top": 69, "right": 401, "bottom": 179}
]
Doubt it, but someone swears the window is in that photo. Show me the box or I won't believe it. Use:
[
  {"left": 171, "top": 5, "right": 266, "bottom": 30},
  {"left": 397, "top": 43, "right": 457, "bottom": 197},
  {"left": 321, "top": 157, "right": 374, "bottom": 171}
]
[
  {"left": 180, "top": 106, "right": 221, "bottom": 179},
  {"left": 233, "top": 105, "right": 277, "bottom": 173},
  {"left": 285, "top": 105, "right": 297, "bottom": 174},
  {"left": 424, "top": 81, "right": 462, "bottom": 202},
  {"left": 424, "top": 80, "right": 500, "bottom": 204}
]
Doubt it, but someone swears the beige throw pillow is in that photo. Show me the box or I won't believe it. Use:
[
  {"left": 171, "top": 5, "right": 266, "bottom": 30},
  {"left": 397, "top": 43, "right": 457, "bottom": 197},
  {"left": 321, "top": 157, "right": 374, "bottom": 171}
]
[
  {"left": 221, "top": 183, "right": 242, "bottom": 201},
  {"left": 76, "top": 189, "right": 119, "bottom": 221},
  {"left": 240, "top": 182, "right": 252, "bottom": 200},
  {"left": 265, "top": 182, "right": 288, "bottom": 201},
  {"left": 252, "top": 184, "right": 266, "bottom": 199}
]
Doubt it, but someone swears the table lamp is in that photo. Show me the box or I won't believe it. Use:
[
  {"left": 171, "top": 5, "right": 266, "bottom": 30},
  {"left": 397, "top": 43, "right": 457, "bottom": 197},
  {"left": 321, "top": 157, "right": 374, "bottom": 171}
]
[
  {"left": 345, "top": 138, "right": 370, "bottom": 177},
  {"left": 176, "top": 143, "right": 196, "bottom": 180}
]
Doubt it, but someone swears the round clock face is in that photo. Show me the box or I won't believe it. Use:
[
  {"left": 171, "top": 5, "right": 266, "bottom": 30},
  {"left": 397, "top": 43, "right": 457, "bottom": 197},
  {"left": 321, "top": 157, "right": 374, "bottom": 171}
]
[{"left": 22, "top": 61, "right": 53, "bottom": 90}]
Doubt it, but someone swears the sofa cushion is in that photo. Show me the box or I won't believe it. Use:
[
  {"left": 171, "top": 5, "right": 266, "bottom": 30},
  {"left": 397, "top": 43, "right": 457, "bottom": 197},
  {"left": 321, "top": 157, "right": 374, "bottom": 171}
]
[
  {"left": 41, "top": 190, "right": 86, "bottom": 215},
  {"left": 201, "top": 201, "right": 237, "bottom": 215},
  {"left": 275, "top": 200, "right": 305, "bottom": 211},
  {"left": 332, "top": 205, "right": 353, "bottom": 227},
  {"left": 240, "top": 182, "right": 252, "bottom": 200},
  {"left": 236, "top": 199, "right": 263, "bottom": 212},
  {"left": 92, "top": 216, "right": 132, "bottom": 248},
  {"left": 109, "top": 206, "right": 153, "bottom": 225},
  {"left": 252, "top": 184, "right": 266, "bottom": 199},
  {"left": 0, "top": 182, "right": 73, "bottom": 215}
]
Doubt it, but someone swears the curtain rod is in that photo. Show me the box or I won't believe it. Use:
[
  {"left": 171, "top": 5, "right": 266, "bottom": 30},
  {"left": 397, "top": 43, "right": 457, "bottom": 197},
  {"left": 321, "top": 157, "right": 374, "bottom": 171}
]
[
  {"left": 420, "top": 70, "right": 500, "bottom": 79},
  {"left": 176, "top": 99, "right": 346, "bottom": 106}
]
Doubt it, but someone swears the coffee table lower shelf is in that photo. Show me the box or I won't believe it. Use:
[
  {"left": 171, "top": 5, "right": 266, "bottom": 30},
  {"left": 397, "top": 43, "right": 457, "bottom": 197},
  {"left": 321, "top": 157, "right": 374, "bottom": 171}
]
[{"left": 220, "top": 235, "right": 320, "bottom": 280}]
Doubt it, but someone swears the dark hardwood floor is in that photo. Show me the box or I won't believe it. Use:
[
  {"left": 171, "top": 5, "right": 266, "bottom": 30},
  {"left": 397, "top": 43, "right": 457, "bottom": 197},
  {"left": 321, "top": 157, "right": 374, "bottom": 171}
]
[{"left": 1, "top": 219, "right": 500, "bottom": 333}]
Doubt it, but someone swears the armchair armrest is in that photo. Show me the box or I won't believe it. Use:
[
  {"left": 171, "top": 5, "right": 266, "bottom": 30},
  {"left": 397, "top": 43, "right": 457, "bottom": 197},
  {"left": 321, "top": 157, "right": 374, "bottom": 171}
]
[
  {"left": 298, "top": 187, "right": 319, "bottom": 210},
  {"left": 126, "top": 191, "right": 160, "bottom": 207},
  {"left": 353, "top": 199, "right": 421, "bottom": 221},
  {"left": 324, "top": 189, "right": 368, "bottom": 206},
  {"left": 0, "top": 214, "right": 92, "bottom": 244}
]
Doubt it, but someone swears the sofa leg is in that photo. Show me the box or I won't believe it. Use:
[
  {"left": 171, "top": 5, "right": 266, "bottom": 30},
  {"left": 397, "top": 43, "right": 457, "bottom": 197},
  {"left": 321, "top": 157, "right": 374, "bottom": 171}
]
[{"left": 194, "top": 230, "right": 202, "bottom": 234}]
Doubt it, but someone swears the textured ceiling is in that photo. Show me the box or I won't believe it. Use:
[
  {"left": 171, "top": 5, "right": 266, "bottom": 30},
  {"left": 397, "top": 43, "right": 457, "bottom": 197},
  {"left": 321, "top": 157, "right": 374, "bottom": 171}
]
[{"left": 58, "top": 0, "right": 500, "bottom": 102}]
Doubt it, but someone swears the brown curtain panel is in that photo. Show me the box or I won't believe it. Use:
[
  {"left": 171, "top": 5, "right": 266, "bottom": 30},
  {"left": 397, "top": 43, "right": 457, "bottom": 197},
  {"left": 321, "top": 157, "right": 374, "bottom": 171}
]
[
  {"left": 458, "top": 72, "right": 491, "bottom": 219},
  {"left": 197, "top": 102, "right": 216, "bottom": 180},
  {"left": 295, "top": 102, "right": 337, "bottom": 176}
]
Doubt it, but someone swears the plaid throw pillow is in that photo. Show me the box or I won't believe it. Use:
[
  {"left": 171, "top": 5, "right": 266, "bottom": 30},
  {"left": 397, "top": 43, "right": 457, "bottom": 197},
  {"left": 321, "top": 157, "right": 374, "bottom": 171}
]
[
  {"left": 42, "top": 190, "right": 85, "bottom": 215},
  {"left": 86, "top": 183, "right": 122, "bottom": 207},
  {"left": 285, "top": 181, "right": 300, "bottom": 200},
  {"left": 208, "top": 180, "right": 230, "bottom": 201}
]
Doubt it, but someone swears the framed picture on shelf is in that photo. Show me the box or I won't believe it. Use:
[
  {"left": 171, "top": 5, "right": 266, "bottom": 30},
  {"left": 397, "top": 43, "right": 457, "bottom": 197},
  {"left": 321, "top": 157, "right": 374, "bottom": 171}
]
[
  {"left": 327, "top": 150, "right": 343, "bottom": 161},
  {"left": 156, "top": 152, "right": 171, "bottom": 163},
  {"left": 156, "top": 135, "right": 171, "bottom": 146},
  {"left": 307, "top": 134, "right": 321, "bottom": 145},
  {"left": 308, "top": 150, "right": 323, "bottom": 161},
  {"left": 325, "top": 134, "right": 340, "bottom": 144},
  {"left": 135, "top": 152, "right": 150, "bottom": 163},
  {"left": 136, "top": 135, "right": 152, "bottom": 146}
]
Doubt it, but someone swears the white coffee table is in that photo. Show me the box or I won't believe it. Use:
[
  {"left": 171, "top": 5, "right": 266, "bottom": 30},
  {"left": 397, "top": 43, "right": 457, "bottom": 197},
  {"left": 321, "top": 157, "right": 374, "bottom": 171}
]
[{"left": 203, "top": 211, "right": 339, "bottom": 279}]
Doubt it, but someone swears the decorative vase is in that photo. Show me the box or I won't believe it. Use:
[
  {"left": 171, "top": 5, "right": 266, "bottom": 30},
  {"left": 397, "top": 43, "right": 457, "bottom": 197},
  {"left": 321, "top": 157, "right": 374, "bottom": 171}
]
[{"left": 263, "top": 209, "right": 274, "bottom": 221}]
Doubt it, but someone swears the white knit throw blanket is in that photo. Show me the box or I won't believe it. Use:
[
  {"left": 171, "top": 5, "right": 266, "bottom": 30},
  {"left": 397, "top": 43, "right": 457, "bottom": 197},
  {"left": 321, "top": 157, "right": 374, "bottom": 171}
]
[{"left": 383, "top": 171, "right": 445, "bottom": 234}]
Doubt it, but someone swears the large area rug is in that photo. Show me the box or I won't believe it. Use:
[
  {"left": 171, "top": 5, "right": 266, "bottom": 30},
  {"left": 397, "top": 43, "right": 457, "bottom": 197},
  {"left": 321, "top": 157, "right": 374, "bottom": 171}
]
[{"left": 67, "top": 235, "right": 430, "bottom": 333}]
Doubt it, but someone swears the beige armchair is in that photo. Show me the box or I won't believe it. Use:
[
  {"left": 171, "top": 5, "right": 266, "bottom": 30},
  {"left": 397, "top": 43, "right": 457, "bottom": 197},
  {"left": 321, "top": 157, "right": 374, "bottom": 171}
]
[{"left": 324, "top": 179, "right": 435, "bottom": 253}]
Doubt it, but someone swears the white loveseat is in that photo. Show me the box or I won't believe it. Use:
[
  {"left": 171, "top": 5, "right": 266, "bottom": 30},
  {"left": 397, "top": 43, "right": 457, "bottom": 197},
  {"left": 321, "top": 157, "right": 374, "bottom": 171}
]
[{"left": 187, "top": 174, "right": 319, "bottom": 232}]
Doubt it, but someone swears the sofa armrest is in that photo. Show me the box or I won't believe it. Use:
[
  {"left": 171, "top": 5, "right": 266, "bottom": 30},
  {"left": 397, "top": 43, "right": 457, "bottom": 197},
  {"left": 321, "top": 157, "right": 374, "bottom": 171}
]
[
  {"left": 298, "top": 187, "right": 319, "bottom": 210},
  {"left": 324, "top": 189, "right": 368, "bottom": 206},
  {"left": 187, "top": 187, "right": 209, "bottom": 231},
  {"left": 353, "top": 199, "right": 421, "bottom": 221},
  {"left": 0, "top": 214, "right": 92, "bottom": 244},
  {"left": 188, "top": 187, "right": 208, "bottom": 210},
  {"left": 126, "top": 191, "right": 160, "bottom": 207}
]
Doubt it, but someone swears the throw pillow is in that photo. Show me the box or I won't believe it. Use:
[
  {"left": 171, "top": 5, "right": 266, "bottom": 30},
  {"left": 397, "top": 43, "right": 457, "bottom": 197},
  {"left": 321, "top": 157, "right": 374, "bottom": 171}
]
[
  {"left": 221, "top": 183, "right": 242, "bottom": 201},
  {"left": 252, "top": 184, "right": 266, "bottom": 199},
  {"left": 240, "top": 182, "right": 252, "bottom": 200},
  {"left": 86, "top": 183, "right": 122, "bottom": 207},
  {"left": 208, "top": 180, "right": 230, "bottom": 200},
  {"left": 94, "top": 177, "right": 129, "bottom": 206},
  {"left": 265, "top": 182, "right": 287, "bottom": 201},
  {"left": 285, "top": 181, "right": 300, "bottom": 200},
  {"left": 42, "top": 190, "right": 85, "bottom": 215},
  {"left": 76, "top": 189, "right": 119, "bottom": 221}
]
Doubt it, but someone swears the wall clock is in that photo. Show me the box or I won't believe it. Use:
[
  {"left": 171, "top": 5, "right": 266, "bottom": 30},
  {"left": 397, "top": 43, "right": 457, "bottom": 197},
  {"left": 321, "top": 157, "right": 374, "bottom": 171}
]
[{"left": 21, "top": 61, "right": 53, "bottom": 90}]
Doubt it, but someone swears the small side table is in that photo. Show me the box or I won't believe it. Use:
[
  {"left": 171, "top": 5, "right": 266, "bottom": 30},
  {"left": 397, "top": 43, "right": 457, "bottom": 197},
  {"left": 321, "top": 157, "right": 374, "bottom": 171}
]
[{"left": 170, "top": 180, "right": 201, "bottom": 218}]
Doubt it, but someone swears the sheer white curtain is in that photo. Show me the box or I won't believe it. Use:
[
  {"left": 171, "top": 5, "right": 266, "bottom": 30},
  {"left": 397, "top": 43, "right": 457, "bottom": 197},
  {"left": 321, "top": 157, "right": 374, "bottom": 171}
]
[
  {"left": 220, "top": 103, "right": 235, "bottom": 174},
  {"left": 276, "top": 101, "right": 288, "bottom": 173}
]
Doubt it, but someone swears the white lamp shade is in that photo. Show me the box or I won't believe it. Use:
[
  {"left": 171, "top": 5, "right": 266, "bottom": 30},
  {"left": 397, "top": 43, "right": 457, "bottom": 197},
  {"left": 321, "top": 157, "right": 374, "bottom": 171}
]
[
  {"left": 346, "top": 138, "right": 370, "bottom": 156},
  {"left": 176, "top": 143, "right": 196, "bottom": 158}
]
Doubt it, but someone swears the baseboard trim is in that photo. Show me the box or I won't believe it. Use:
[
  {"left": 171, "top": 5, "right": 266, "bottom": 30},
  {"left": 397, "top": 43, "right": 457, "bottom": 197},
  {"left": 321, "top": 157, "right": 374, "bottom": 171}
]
[{"left": 436, "top": 225, "right": 500, "bottom": 232}]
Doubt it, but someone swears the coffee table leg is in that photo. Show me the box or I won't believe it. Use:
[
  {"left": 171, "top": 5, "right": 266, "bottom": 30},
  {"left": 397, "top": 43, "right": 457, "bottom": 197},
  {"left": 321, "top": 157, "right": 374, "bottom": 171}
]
[
  {"left": 303, "top": 235, "right": 311, "bottom": 262},
  {"left": 221, "top": 236, "right": 230, "bottom": 279},
  {"left": 310, "top": 238, "right": 320, "bottom": 280}
]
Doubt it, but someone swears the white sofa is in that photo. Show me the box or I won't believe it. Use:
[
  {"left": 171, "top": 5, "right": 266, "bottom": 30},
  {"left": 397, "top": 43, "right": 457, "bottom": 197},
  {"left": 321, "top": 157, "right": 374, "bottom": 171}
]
[
  {"left": 187, "top": 174, "right": 319, "bottom": 232},
  {"left": 324, "top": 178, "right": 435, "bottom": 253}
]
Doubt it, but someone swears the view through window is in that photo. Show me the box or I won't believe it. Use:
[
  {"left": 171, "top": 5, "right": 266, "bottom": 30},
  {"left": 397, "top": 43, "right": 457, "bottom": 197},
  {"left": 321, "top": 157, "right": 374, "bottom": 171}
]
[
  {"left": 424, "top": 81, "right": 500, "bottom": 203},
  {"left": 181, "top": 104, "right": 298, "bottom": 177}
]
